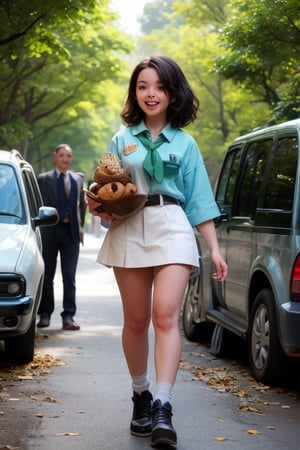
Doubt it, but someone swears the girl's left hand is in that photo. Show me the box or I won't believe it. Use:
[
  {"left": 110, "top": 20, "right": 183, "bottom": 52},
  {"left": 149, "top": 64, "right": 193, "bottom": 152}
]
[
  {"left": 85, "top": 194, "right": 100, "bottom": 214},
  {"left": 211, "top": 250, "right": 228, "bottom": 282},
  {"left": 85, "top": 194, "right": 114, "bottom": 222}
]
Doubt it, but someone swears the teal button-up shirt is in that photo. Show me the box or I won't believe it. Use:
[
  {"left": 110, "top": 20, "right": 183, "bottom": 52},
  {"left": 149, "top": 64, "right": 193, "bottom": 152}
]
[{"left": 108, "top": 121, "right": 220, "bottom": 227}]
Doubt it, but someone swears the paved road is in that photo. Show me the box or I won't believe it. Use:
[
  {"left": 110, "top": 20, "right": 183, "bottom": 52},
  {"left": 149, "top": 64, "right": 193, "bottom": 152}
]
[{"left": 1, "top": 230, "right": 300, "bottom": 450}]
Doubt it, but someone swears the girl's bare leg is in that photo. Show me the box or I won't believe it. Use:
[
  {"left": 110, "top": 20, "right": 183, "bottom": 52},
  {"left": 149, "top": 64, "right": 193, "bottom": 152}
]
[
  {"left": 152, "top": 264, "right": 191, "bottom": 384},
  {"left": 151, "top": 264, "right": 191, "bottom": 446},
  {"left": 113, "top": 266, "right": 154, "bottom": 437},
  {"left": 113, "top": 266, "right": 153, "bottom": 377}
]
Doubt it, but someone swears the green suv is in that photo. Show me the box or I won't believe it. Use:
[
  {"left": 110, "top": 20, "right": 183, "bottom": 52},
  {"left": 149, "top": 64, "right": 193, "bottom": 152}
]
[{"left": 183, "top": 118, "right": 300, "bottom": 384}]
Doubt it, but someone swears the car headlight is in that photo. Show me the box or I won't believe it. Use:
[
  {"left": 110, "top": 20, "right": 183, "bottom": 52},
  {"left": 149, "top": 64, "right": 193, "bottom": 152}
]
[
  {"left": 8, "top": 282, "right": 22, "bottom": 295},
  {"left": 0, "top": 275, "right": 25, "bottom": 298}
]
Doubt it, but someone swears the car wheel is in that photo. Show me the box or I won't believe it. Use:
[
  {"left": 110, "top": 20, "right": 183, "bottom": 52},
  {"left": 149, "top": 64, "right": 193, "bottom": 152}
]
[
  {"left": 249, "top": 289, "right": 287, "bottom": 384},
  {"left": 182, "top": 272, "right": 213, "bottom": 342},
  {"left": 4, "top": 318, "right": 36, "bottom": 364},
  {"left": 210, "top": 324, "right": 239, "bottom": 357}
]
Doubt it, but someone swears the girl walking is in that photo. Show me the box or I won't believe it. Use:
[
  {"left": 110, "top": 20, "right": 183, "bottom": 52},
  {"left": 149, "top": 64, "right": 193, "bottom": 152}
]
[{"left": 88, "top": 55, "right": 228, "bottom": 447}]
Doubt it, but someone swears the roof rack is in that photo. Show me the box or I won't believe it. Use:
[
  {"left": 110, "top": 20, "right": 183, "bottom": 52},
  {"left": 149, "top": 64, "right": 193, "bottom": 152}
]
[{"left": 10, "top": 149, "right": 25, "bottom": 161}]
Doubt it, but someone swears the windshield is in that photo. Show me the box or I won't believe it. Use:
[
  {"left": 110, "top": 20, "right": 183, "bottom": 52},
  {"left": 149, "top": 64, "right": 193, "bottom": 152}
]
[{"left": 0, "top": 164, "right": 25, "bottom": 223}]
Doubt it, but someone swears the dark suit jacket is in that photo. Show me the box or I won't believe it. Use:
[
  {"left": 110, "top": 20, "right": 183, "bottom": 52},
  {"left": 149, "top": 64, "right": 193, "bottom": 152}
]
[{"left": 38, "top": 169, "right": 86, "bottom": 244}]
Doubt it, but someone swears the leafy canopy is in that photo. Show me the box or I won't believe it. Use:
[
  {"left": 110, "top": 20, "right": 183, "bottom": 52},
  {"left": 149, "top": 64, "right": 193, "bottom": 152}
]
[
  {"left": 0, "top": 0, "right": 132, "bottom": 173},
  {"left": 214, "top": 0, "right": 300, "bottom": 122}
]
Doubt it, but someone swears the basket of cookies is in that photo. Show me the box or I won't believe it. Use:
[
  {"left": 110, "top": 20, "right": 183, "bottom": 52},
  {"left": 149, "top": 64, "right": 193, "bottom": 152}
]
[{"left": 84, "top": 153, "right": 147, "bottom": 219}]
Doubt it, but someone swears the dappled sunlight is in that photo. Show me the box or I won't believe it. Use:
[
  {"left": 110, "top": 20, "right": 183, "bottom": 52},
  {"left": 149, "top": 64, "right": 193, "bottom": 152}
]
[
  {"left": 54, "top": 232, "right": 119, "bottom": 299},
  {"left": 35, "top": 321, "right": 124, "bottom": 363},
  {"left": 36, "top": 322, "right": 122, "bottom": 341},
  {"left": 34, "top": 229, "right": 125, "bottom": 364}
]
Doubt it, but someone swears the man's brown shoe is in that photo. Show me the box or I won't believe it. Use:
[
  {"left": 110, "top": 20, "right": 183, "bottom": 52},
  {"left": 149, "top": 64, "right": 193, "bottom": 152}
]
[
  {"left": 37, "top": 314, "right": 50, "bottom": 328},
  {"left": 62, "top": 317, "right": 80, "bottom": 330}
]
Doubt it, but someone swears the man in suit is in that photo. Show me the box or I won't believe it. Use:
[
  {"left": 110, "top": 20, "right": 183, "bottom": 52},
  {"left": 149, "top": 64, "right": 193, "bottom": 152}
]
[{"left": 37, "top": 143, "right": 86, "bottom": 330}]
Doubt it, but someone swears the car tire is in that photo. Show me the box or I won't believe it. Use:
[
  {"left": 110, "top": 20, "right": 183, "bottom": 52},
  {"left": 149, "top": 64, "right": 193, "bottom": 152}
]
[
  {"left": 182, "top": 272, "right": 213, "bottom": 342},
  {"left": 210, "top": 324, "right": 241, "bottom": 357},
  {"left": 249, "top": 288, "right": 288, "bottom": 384},
  {"left": 4, "top": 318, "right": 36, "bottom": 364}
]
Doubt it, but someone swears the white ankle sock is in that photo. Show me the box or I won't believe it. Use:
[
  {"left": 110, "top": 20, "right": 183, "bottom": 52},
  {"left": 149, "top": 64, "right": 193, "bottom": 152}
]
[
  {"left": 132, "top": 373, "right": 150, "bottom": 394},
  {"left": 154, "top": 381, "right": 173, "bottom": 404}
]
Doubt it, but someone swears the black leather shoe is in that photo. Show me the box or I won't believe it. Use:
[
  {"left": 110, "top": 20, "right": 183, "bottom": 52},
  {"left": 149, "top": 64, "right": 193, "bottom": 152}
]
[
  {"left": 151, "top": 400, "right": 177, "bottom": 446},
  {"left": 37, "top": 314, "right": 50, "bottom": 328},
  {"left": 130, "top": 390, "right": 153, "bottom": 437},
  {"left": 62, "top": 317, "right": 80, "bottom": 330}
]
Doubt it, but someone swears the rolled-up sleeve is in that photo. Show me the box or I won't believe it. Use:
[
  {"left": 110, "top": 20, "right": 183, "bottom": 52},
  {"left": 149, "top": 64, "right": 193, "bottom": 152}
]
[{"left": 182, "top": 140, "right": 220, "bottom": 227}]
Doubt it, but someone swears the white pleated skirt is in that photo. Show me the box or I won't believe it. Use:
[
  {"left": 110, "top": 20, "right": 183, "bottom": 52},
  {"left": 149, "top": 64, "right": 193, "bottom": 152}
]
[{"left": 97, "top": 204, "right": 200, "bottom": 270}]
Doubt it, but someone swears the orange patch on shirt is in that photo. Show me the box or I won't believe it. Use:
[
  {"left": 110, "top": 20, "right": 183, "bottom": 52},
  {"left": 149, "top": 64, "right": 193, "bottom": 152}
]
[{"left": 123, "top": 144, "right": 138, "bottom": 155}]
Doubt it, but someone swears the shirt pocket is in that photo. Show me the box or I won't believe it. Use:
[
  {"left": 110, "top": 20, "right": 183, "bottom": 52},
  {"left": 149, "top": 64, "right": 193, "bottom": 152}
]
[{"left": 163, "top": 161, "right": 180, "bottom": 177}]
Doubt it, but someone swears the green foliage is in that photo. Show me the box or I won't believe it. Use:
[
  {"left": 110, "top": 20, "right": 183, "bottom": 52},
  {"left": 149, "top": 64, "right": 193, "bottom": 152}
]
[
  {"left": 175, "top": 0, "right": 228, "bottom": 27},
  {"left": 136, "top": 0, "right": 270, "bottom": 179},
  {"left": 140, "top": 0, "right": 183, "bottom": 34},
  {"left": 1, "top": 0, "right": 298, "bottom": 184},
  {"left": 0, "top": 0, "right": 132, "bottom": 176},
  {"left": 214, "top": 0, "right": 300, "bottom": 122},
  {"left": 0, "top": 0, "right": 97, "bottom": 51}
]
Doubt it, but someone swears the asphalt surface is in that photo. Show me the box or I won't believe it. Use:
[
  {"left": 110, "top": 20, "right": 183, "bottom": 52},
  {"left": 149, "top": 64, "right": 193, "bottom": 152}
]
[{"left": 1, "top": 229, "right": 300, "bottom": 450}]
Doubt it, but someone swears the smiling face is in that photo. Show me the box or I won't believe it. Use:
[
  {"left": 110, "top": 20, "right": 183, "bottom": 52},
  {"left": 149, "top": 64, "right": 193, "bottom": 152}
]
[{"left": 135, "top": 67, "right": 171, "bottom": 123}]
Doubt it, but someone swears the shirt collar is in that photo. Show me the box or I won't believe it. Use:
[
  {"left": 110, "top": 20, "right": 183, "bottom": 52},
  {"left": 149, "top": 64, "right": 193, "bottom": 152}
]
[
  {"left": 56, "top": 169, "right": 68, "bottom": 177},
  {"left": 131, "top": 121, "right": 177, "bottom": 143}
]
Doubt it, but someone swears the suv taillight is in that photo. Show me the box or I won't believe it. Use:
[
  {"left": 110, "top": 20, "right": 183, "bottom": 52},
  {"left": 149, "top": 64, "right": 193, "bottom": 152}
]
[{"left": 290, "top": 254, "right": 300, "bottom": 301}]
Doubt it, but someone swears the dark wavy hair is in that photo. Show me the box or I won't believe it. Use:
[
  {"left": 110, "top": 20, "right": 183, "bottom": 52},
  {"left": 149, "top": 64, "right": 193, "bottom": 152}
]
[{"left": 121, "top": 55, "right": 199, "bottom": 128}]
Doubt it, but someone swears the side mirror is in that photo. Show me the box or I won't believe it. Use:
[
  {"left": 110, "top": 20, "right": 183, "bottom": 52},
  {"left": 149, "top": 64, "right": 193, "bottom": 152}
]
[{"left": 33, "top": 206, "right": 59, "bottom": 227}]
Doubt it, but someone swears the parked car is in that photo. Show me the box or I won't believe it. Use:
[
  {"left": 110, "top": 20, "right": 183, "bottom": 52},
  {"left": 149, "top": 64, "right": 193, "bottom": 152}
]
[
  {"left": 182, "top": 118, "right": 300, "bottom": 384},
  {"left": 0, "top": 149, "right": 58, "bottom": 363}
]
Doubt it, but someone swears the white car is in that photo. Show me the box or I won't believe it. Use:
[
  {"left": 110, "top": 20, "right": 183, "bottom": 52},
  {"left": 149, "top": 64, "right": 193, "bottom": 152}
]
[{"left": 0, "top": 149, "right": 58, "bottom": 363}]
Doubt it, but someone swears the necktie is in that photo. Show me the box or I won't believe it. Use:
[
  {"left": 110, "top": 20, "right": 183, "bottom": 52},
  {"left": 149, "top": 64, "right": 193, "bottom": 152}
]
[
  {"left": 137, "top": 131, "right": 166, "bottom": 183},
  {"left": 65, "top": 173, "right": 70, "bottom": 197},
  {"left": 57, "top": 172, "right": 67, "bottom": 221}
]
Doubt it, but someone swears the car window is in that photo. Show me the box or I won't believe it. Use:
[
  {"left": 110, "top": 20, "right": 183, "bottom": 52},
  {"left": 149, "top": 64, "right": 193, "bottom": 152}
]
[
  {"left": 0, "top": 164, "right": 24, "bottom": 223},
  {"left": 21, "top": 168, "right": 42, "bottom": 217},
  {"left": 216, "top": 147, "right": 242, "bottom": 217},
  {"left": 263, "top": 136, "right": 298, "bottom": 211},
  {"left": 235, "top": 139, "right": 273, "bottom": 219}
]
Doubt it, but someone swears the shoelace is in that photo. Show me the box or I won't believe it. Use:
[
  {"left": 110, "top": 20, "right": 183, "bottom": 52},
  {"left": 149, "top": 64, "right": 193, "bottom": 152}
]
[
  {"left": 132, "top": 393, "right": 152, "bottom": 418},
  {"left": 152, "top": 403, "right": 173, "bottom": 426}
]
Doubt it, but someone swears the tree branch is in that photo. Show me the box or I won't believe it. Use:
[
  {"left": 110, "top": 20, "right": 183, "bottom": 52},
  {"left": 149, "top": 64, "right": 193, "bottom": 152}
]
[{"left": 0, "top": 14, "right": 46, "bottom": 46}]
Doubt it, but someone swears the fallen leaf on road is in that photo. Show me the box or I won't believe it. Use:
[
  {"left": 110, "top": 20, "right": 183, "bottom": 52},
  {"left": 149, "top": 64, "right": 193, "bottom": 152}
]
[
  {"left": 0, "top": 446, "right": 22, "bottom": 449},
  {"left": 55, "top": 432, "right": 80, "bottom": 436},
  {"left": 43, "top": 396, "right": 57, "bottom": 403},
  {"left": 214, "top": 436, "right": 228, "bottom": 441},
  {"left": 0, "top": 353, "right": 65, "bottom": 389},
  {"left": 246, "top": 429, "right": 260, "bottom": 435},
  {"left": 239, "top": 405, "right": 263, "bottom": 414}
]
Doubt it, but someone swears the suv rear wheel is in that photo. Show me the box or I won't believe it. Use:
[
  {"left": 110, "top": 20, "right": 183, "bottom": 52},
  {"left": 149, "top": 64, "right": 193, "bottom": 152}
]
[{"left": 249, "top": 289, "right": 287, "bottom": 384}]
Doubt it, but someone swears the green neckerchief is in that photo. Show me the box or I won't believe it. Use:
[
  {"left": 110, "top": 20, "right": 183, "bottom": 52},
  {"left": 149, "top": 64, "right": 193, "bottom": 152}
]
[{"left": 137, "top": 131, "right": 167, "bottom": 183}]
